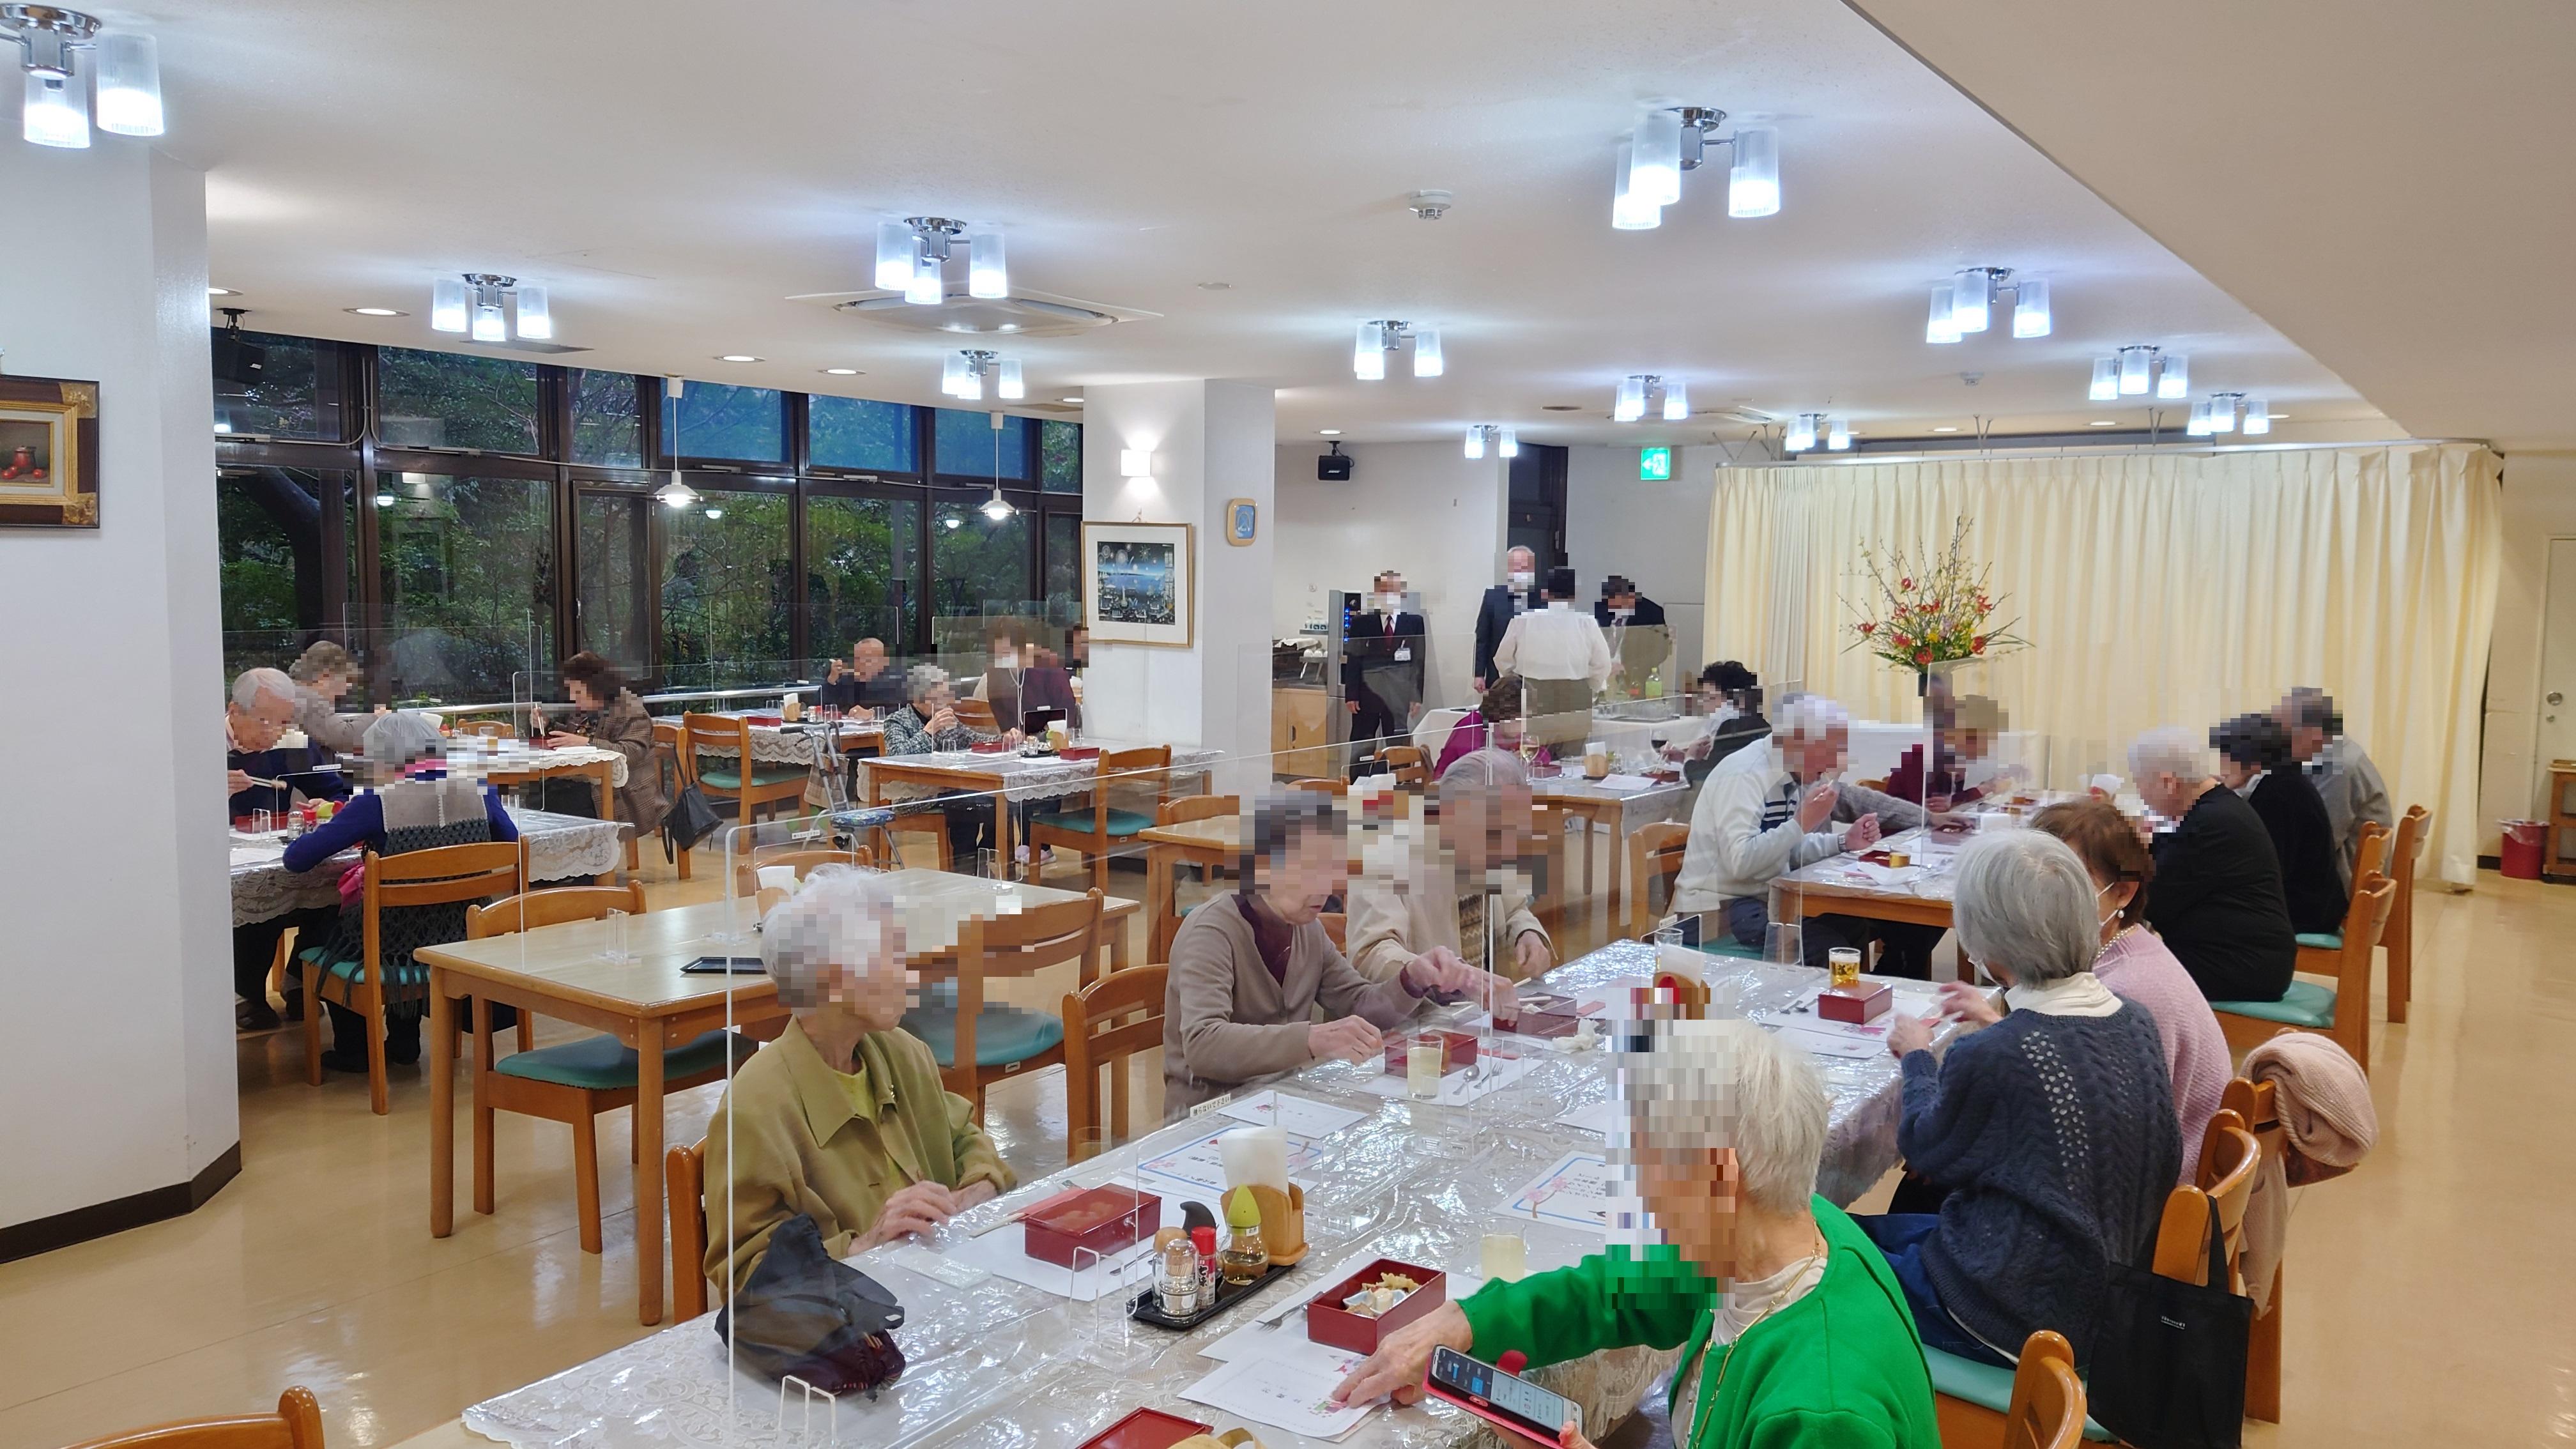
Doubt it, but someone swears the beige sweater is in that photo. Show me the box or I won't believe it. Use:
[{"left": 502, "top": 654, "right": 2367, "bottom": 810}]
[
  {"left": 1346, "top": 865, "right": 1548, "bottom": 984},
  {"left": 1162, "top": 893, "right": 1433, "bottom": 1115}
]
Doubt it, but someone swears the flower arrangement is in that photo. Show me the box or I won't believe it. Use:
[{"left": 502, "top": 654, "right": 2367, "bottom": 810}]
[{"left": 1844, "top": 518, "right": 2028, "bottom": 673}]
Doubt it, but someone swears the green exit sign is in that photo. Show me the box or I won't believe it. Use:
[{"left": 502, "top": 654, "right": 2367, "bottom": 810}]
[{"left": 1638, "top": 447, "right": 1671, "bottom": 481}]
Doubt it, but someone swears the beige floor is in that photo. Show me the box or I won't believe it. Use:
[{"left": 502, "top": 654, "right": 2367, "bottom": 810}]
[{"left": 3, "top": 848, "right": 2568, "bottom": 1449}]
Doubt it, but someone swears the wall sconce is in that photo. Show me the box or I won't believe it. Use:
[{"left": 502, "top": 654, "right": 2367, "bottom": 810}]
[{"left": 1119, "top": 448, "right": 1154, "bottom": 479}]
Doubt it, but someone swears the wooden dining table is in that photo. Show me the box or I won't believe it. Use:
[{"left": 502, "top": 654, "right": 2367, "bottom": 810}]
[
  {"left": 1138, "top": 813, "right": 1240, "bottom": 959},
  {"left": 417, "top": 871, "right": 1142, "bottom": 1327}
]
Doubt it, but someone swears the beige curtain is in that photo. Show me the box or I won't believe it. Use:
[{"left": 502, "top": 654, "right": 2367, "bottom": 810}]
[{"left": 1702, "top": 444, "right": 2502, "bottom": 885}]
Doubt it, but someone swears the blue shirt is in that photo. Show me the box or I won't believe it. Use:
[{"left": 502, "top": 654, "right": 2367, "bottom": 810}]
[{"left": 279, "top": 776, "right": 518, "bottom": 873}]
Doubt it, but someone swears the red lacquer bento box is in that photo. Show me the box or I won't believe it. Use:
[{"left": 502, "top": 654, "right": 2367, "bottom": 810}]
[
  {"left": 1076, "top": 1407, "right": 1213, "bottom": 1449},
  {"left": 1304, "top": 1257, "right": 1449, "bottom": 1353},
  {"left": 1023, "top": 1184, "right": 1162, "bottom": 1268}
]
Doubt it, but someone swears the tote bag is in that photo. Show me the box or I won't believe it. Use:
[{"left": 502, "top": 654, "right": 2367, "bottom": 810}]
[{"left": 2087, "top": 1197, "right": 2252, "bottom": 1449}]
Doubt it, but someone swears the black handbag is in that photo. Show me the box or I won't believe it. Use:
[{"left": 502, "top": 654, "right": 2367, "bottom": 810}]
[
  {"left": 2087, "top": 1197, "right": 2252, "bottom": 1449},
  {"left": 714, "top": 1215, "right": 907, "bottom": 1399},
  {"left": 663, "top": 782, "right": 722, "bottom": 860}
]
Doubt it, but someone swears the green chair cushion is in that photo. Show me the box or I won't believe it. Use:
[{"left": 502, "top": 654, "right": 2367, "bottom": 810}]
[
  {"left": 1027, "top": 806, "right": 1156, "bottom": 839},
  {"left": 1694, "top": 939, "right": 1768, "bottom": 961},
  {"left": 2294, "top": 931, "right": 2343, "bottom": 951},
  {"left": 494, "top": 1028, "right": 755, "bottom": 1091},
  {"left": 2211, "top": 977, "right": 2338, "bottom": 1029},
  {"left": 1924, "top": 1347, "right": 2115, "bottom": 1441},
  {"left": 902, "top": 1003, "right": 1066, "bottom": 1070},
  {"left": 697, "top": 766, "right": 807, "bottom": 791}
]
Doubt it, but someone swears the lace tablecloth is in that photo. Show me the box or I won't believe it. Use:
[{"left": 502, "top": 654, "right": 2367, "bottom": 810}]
[
  {"left": 229, "top": 808, "right": 626, "bottom": 927},
  {"left": 687, "top": 714, "right": 884, "bottom": 769},
  {"left": 469, "top": 743, "right": 630, "bottom": 789},
  {"left": 864, "top": 742, "right": 1223, "bottom": 806},
  {"left": 456, "top": 940, "right": 1933, "bottom": 1449}
]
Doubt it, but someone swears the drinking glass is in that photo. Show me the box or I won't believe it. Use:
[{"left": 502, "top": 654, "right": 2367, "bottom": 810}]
[
  {"left": 250, "top": 808, "right": 272, "bottom": 835},
  {"left": 602, "top": 908, "right": 631, "bottom": 964},
  {"left": 1480, "top": 1231, "right": 1528, "bottom": 1283},
  {"left": 1407, "top": 1032, "right": 1444, "bottom": 1100}
]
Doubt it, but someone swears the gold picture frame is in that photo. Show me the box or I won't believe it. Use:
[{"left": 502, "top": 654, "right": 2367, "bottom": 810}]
[
  {"left": 1223, "top": 498, "right": 1257, "bottom": 546},
  {"left": 0, "top": 376, "right": 99, "bottom": 529}
]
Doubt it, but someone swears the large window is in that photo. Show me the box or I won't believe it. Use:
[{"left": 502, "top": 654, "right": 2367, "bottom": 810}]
[
  {"left": 377, "top": 348, "right": 541, "bottom": 453},
  {"left": 664, "top": 383, "right": 785, "bottom": 464},
  {"left": 1044, "top": 512, "right": 1081, "bottom": 624},
  {"left": 931, "top": 496, "right": 1032, "bottom": 618},
  {"left": 217, "top": 464, "right": 354, "bottom": 677},
  {"left": 375, "top": 472, "right": 555, "bottom": 702},
  {"left": 806, "top": 494, "right": 920, "bottom": 662},
  {"left": 1040, "top": 420, "right": 1082, "bottom": 492},
  {"left": 574, "top": 491, "right": 650, "bottom": 674},
  {"left": 213, "top": 330, "right": 348, "bottom": 441},
  {"left": 659, "top": 486, "right": 793, "bottom": 687},
  {"left": 571, "top": 370, "right": 646, "bottom": 467},
  {"left": 934, "top": 408, "right": 1029, "bottom": 480},
  {"left": 809, "top": 395, "right": 918, "bottom": 473}
]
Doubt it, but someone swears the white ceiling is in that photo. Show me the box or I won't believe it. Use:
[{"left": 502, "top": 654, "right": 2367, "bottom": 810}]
[
  {"left": 1844, "top": 0, "right": 2576, "bottom": 453},
  {"left": 147, "top": 0, "right": 2392, "bottom": 448}
]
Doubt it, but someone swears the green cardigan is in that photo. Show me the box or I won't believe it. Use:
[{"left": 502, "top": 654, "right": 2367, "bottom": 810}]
[{"left": 1459, "top": 1199, "right": 1939, "bottom": 1449}]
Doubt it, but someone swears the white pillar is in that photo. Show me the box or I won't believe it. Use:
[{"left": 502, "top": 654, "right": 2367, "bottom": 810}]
[
  {"left": 0, "top": 143, "right": 233, "bottom": 1244},
  {"left": 1080, "top": 381, "right": 1276, "bottom": 795}
]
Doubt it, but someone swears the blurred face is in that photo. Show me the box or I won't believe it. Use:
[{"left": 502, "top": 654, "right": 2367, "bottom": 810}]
[
  {"left": 1448, "top": 784, "right": 1534, "bottom": 871},
  {"left": 1257, "top": 826, "right": 1351, "bottom": 925},
  {"left": 1786, "top": 727, "right": 1848, "bottom": 781},
  {"left": 1948, "top": 727, "right": 1991, "bottom": 760},
  {"left": 2137, "top": 771, "right": 2195, "bottom": 818},
  {"left": 229, "top": 689, "right": 295, "bottom": 751},
  {"left": 853, "top": 641, "right": 887, "bottom": 678},
  {"left": 810, "top": 934, "right": 917, "bottom": 1034},
  {"left": 2217, "top": 757, "right": 2257, "bottom": 791},
  {"left": 2286, "top": 724, "right": 2325, "bottom": 763},
  {"left": 917, "top": 682, "right": 955, "bottom": 715},
  {"left": 1491, "top": 714, "right": 1526, "bottom": 751},
  {"left": 1636, "top": 1144, "right": 1740, "bottom": 1278},
  {"left": 566, "top": 677, "right": 603, "bottom": 711},
  {"left": 1505, "top": 548, "right": 1535, "bottom": 582},
  {"left": 1607, "top": 592, "right": 1638, "bottom": 613},
  {"left": 1692, "top": 684, "right": 1724, "bottom": 716},
  {"left": 314, "top": 671, "right": 353, "bottom": 702}
]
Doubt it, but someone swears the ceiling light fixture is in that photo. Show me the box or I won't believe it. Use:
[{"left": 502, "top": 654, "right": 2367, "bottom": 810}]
[
  {"left": 1926, "top": 267, "right": 2051, "bottom": 344},
  {"left": 655, "top": 376, "right": 700, "bottom": 509},
  {"left": 875, "top": 216, "right": 1001, "bottom": 305},
  {"left": 1498, "top": 427, "right": 1518, "bottom": 458},
  {"left": 1926, "top": 286, "right": 1961, "bottom": 344},
  {"left": 1609, "top": 105, "right": 1780, "bottom": 230},
  {"left": 1662, "top": 379, "right": 1690, "bottom": 422},
  {"left": 1061, "top": 396, "right": 1085, "bottom": 404},
  {"left": 2089, "top": 419, "right": 2117, "bottom": 427},
  {"left": 2156, "top": 352, "right": 2189, "bottom": 400},
  {"left": 344, "top": 307, "right": 405, "bottom": 317},
  {"left": 980, "top": 412, "right": 1017, "bottom": 519},
  {"left": 1352, "top": 320, "right": 1442, "bottom": 381},
  {"left": 207, "top": 286, "right": 236, "bottom": 297},
  {"left": 2241, "top": 398, "right": 2272, "bottom": 436},
  {"left": 1612, "top": 374, "right": 1685, "bottom": 424},
  {"left": 2117, "top": 345, "right": 2154, "bottom": 395},
  {"left": 1784, "top": 413, "right": 1821, "bottom": 452},
  {"left": 2087, "top": 356, "right": 2119, "bottom": 402},
  {"left": 1462, "top": 425, "right": 1518, "bottom": 459},
  {"left": 942, "top": 348, "right": 1024, "bottom": 401},
  {"left": 6, "top": 8, "right": 164, "bottom": 148},
  {"left": 1119, "top": 448, "right": 1153, "bottom": 479},
  {"left": 1317, "top": 429, "right": 1340, "bottom": 436},
  {"left": 1827, "top": 415, "right": 1851, "bottom": 450},
  {"left": 820, "top": 367, "right": 861, "bottom": 376},
  {"left": 1931, "top": 425, "right": 1960, "bottom": 433},
  {"left": 429, "top": 273, "right": 553, "bottom": 342},
  {"left": 2083, "top": 346, "right": 2198, "bottom": 403},
  {"left": 1464, "top": 426, "right": 1487, "bottom": 460},
  {"left": 716, "top": 354, "right": 759, "bottom": 363}
]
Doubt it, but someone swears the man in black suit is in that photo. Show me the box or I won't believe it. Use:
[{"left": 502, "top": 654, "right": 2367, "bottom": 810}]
[
  {"left": 1593, "top": 574, "right": 1671, "bottom": 692},
  {"left": 1344, "top": 569, "right": 1426, "bottom": 774},
  {"left": 1473, "top": 546, "right": 1542, "bottom": 691}
]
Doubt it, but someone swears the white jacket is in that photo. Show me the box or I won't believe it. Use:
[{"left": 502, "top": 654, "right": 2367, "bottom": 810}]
[{"left": 1669, "top": 741, "right": 1929, "bottom": 915}]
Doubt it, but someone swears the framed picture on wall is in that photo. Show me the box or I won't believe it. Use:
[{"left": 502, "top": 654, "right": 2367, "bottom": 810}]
[
  {"left": 1223, "top": 498, "right": 1257, "bottom": 546},
  {"left": 1083, "top": 519, "right": 1193, "bottom": 647},
  {"left": 0, "top": 375, "right": 99, "bottom": 528}
]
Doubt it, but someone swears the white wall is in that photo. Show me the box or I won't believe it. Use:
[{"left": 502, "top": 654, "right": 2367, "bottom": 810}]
[
  {"left": 1272, "top": 441, "right": 1506, "bottom": 710},
  {"left": 1563, "top": 443, "right": 1726, "bottom": 678},
  {"left": 0, "top": 144, "right": 231, "bottom": 1232},
  {"left": 2476, "top": 451, "right": 2576, "bottom": 854}
]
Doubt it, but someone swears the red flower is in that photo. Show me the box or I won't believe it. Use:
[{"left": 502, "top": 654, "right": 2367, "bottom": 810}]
[
  {"left": 1891, "top": 634, "right": 1910, "bottom": 648},
  {"left": 1972, "top": 636, "right": 1988, "bottom": 654},
  {"left": 1898, "top": 577, "right": 1913, "bottom": 591},
  {"left": 1857, "top": 622, "right": 1876, "bottom": 636},
  {"left": 1913, "top": 649, "right": 1933, "bottom": 666},
  {"left": 1976, "top": 594, "right": 1991, "bottom": 611}
]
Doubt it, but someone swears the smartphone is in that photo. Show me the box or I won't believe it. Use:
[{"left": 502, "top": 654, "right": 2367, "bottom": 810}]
[
  {"left": 1423, "top": 1346, "right": 1578, "bottom": 1448},
  {"left": 678, "top": 956, "right": 765, "bottom": 975}
]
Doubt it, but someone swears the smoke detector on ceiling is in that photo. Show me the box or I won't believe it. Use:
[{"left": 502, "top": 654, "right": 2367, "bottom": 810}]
[{"left": 1407, "top": 190, "right": 1454, "bottom": 220}]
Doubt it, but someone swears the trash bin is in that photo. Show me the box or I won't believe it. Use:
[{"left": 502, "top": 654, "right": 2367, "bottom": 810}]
[{"left": 2500, "top": 819, "right": 2545, "bottom": 880}]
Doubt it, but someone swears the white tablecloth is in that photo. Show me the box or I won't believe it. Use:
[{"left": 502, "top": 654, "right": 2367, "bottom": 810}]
[
  {"left": 865, "top": 742, "right": 1223, "bottom": 806},
  {"left": 461, "top": 743, "right": 631, "bottom": 788},
  {"left": 456, "top": 940, "right": 1933, "bottom": 1449},
  {"left": 1531, "top": 769, "right": 1696, "bottom": 834},
  {"left": 687, "top": 713, "right": 884, "bottom": 769},
  {"left": 228, "top": 807, "right": 625, "bottom": 928}
]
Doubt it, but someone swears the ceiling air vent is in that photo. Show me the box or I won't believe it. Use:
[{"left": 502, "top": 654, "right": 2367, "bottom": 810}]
[{"left": 790, "top": 286, "right": 1159, "bottom": 339}]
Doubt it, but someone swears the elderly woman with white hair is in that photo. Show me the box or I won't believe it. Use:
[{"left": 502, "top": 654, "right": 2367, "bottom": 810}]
[
  {"left": 1347, "top": 747, "right": 1554, "bottom": 985},
  {"left": 1333, "top": 1018, "right": 1940, "bottom": 1448},
  {"left": 229, "top": 666, "right": 351, "bottom": 1029},
  {"left": 1670, "top": 693, "right": 1936, "bottom": 974},
  {"left": 880, "top": 663, "right": 1012, "bottom": 869},
  {"left": 1859, "top": 830, "right": 2179, "bottom": 1368},
  {"left": 2128, "top": 724, "right": 2297, "bottom": 1002},
  {"left": 282, "top": 710, "right": 519, "bottom": 1070},
  {"left": 702, "top": 867, "right": 1013, "bottom": 1287}
]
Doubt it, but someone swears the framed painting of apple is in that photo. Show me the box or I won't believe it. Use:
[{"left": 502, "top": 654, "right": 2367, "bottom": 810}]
[{"left": 0, "top": 375, "right": 98, "bottom": 528}]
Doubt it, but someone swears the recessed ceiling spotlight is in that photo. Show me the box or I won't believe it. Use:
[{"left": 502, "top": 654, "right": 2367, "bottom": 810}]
[
  {"left": 2089, "top": 420, "right": 2117, "bottom": 427},
  {"left": 998, "top": 323, "right": 1019, "bottom": 332},
  {"left": 1542, "top": 404, "right": 1582, "bottom": 412},
  {"left": 2268, "top": 412, "right": 2288, "bottom": 419},
  {"left": 344, "top": 307, "right": 406, "bottom": 317},
  {"left": 716, "top": 355, "right": 760, "bottom": 363},
  {"left": 1060, "top": 396, "right": 1085, "bottom": 404},
  {"left": 208, "top": 286, "right": 238, "bottom": 296},
  {"left": 1197, "top": 281, "right": 1232, "bottom": 291},
  {"left": 1931, "top": 425, "right": 1959, "bottom": 433},
  {"left": 1317, "top": 429, "right": 1342, "bottom": 436},
  {"left": 820, "top": 367, "right": 862, "bottom": 375}
]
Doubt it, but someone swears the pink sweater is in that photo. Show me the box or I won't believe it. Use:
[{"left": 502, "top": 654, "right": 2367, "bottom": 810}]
[{"left": 2093, "top": 927, "right": 2232, "bottom": 1182}]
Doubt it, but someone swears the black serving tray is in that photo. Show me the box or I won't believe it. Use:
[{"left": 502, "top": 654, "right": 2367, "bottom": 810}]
[{"left": 1128, "top": 1261, "right": 1294, "bottom": 1331}]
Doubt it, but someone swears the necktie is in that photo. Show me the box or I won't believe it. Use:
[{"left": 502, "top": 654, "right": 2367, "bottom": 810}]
[{"left": 1457, "top": 890, "right": 1489, "bottom": 972}]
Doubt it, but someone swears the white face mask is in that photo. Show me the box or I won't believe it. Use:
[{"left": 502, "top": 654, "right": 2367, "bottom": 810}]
[
  {"left": 1610, "top": 606, "right": 1634, "bottom": 620},
  {"left": 1379, "top": 592, "right": 1404, "bottom": 611},
  {"left": 1507, "top": 570, "right": 1535, "bottom": 588},
  {"left": 992, "top": 651, "right": 1016, "bottom": 670}
]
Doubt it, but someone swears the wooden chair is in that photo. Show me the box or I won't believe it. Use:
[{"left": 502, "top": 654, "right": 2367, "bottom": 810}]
[
  {"left": 682, "top": 712, "right": 808, "bottom": 835},
  {"left": 2212, "top": 870, "right": 2395, "bottom": 1071},
  {"left": 63, "top": 1386, "right": 325, "bottom": 1449},
  {"left": 1027, "top": 746, "right": 1174, "bottom": 891},
  {"left": 1320, "top": 910, "right": 1347, "bottom": 951},
  {"left": 2217, "top": 1077, "right": 2286, "bottom": 1422},
  {"left": 461, "top": 884, "right": 748, "bottom": 1254},
  {"left": 305, "top": 839, "right": 524, "bottom": 1116},
  {"left": 1380, "top": 744, "right": 1430, "bottom": 789},
  {"left": 884, "top": 813, "right": 952, "bottom": 871},
  {"left": 1627, "top": 820, "right": 1691, "bottom": 939},
  {"left": 439, "top": 871, "right": 625, "bottom": 1061},
  {"left": 2293, "top": 822, "right": 2389, "bottom": 974},
  {"left": 2384, "top": 804, "right": 2429, "bottom": 1023},
  {"left": 651, "top": 719, "right": 693, "bottom": 880},
  {"left": 2000, "top": 1331, "right": 2085, "bottom": 1449},
  {"left": 954, "top": 697, "right": 1000, "bottom": 734},
  {"left": 1291, "top": 778, "right": 1348, "bottom": 797},
  {"left": 1061, "top": 963, "right": 1169, "bottom": 1162},
  {"left": 908, "top": 889, "right": 1103, "bottom": 1111},
  {"left": 1158, "top": 793, "right": 1238, "bottom": 827},
  {"left": 670, "top": 1138, "right": 710, "bottom": 1321}
]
